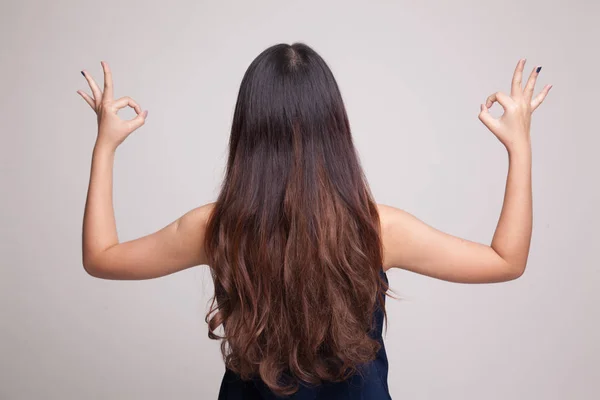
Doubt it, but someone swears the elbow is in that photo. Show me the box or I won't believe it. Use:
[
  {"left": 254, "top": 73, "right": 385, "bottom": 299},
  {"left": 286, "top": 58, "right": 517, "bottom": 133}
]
[
  {"left": 82, "top": 260, "right": 103, "bottom": 278},
  {"left": 505, "top": 263, "right": 526, "bottom": 281},
  {"left": 82, "top": 254, "right": 108, "bottom": 279},
  {"left": 494, "top": 252, "right": 527, "bottom": 282}
]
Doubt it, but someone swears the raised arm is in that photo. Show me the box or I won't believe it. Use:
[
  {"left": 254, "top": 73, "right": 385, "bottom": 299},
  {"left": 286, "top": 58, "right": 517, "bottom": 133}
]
[
  {"left": 380, "top": 59, "right": 552, "bottom": 283},
  {"left": 78, "top": 61, "right": 211, "bottom": 280}
]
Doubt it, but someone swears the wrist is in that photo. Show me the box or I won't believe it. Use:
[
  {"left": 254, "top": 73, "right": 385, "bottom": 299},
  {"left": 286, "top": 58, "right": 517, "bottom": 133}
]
[
  {"left": 93, "top": 139, "right": 117, "bottom": 155},
  {"left": 507, "top": 143, "right": 532, "bottom": 168},
  {"left": 506, "top": 136, "right": 531, "bottom": 156}
]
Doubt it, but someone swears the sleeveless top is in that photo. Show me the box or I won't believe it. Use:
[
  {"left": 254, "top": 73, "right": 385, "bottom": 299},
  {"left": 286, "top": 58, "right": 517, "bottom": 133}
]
[{"left": 217, "top": 268, "right": 391, "bottom": 399}]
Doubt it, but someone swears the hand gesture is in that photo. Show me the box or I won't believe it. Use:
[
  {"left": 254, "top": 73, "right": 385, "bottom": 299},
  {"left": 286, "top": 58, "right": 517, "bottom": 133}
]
[
  {"left": 77, "top": 61, "right": 148, "bottom": 150},
  {"left": 478, "top": 59, "right": 552, "bottom": 150}
]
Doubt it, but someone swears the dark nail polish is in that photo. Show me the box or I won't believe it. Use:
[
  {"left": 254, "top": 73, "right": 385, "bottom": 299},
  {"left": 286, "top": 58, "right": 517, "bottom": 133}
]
[
  {"left": 536, "top": 66, "right": 542, "bottom": 73},
  {"left": 81, "top": 71, "right": 85, "bottom": 77}
]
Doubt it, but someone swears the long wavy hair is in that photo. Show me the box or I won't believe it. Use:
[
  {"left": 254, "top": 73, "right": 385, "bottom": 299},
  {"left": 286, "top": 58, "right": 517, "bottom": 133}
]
[{"left": 203, "top": 42, "right": 390, "bottom": 396}]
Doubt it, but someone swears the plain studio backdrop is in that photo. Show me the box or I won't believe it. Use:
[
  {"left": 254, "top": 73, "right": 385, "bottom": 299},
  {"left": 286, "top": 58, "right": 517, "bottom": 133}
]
[{"left": 1, "top": 0, "right": 598, "bottom": 399}]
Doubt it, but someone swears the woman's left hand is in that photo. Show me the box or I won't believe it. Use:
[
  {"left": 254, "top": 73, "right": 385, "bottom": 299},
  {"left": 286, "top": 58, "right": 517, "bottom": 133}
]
[{"left": 78, "top": 61, "right": 148, "bottom": 150}]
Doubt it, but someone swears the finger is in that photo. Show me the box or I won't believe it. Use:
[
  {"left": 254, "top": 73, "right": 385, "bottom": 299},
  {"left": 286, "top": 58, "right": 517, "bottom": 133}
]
[
  {"left": 485, "top": 91, "right": 512, "bottom": 110},
  {"left": 81, "top": 70, "right": 103, "bottom": 106},
  {"left": 113, "top": 96, "right": 142, "bottom": 114},
  {"left": 77, "top": 90, "right": 96, "bottom": 110},
  {"left": 101, "top": 61, "right": 114, "bottom": 102},
  {"left": 511, "top": 58, "right": 526, "bottom": 97},
  {"left": 524, "top": 65, "right": 542, "bottom": 100},
  {"left": 478, "top": 103, "right": 500, "bottom": 131},
  {"left": 531, "top": 84, "right": 552, "bottom": 111},
  {"left": 127, "top": 110, "right": 148, "bottom": 131}
]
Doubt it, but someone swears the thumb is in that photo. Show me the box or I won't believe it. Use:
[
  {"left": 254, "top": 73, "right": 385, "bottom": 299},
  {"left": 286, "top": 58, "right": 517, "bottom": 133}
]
[
  {"left": 128, "top": 110, "right": 148, "bottom": 131},
  {"left": 478, "top": 103, "right": 498, "bottom": 132}
]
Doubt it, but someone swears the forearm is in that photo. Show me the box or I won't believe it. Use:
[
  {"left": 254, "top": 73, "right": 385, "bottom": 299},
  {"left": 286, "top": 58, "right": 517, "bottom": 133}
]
[
  {"left": 490, "top": 140, "right": 533, "bottom": 274},
  {"left": 82, "top": 141, "right": 118, "bottom": 269}
]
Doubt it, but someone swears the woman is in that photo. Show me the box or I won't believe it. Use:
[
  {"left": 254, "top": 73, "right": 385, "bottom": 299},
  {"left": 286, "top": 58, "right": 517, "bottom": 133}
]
[{"left": 78, "top": 43, "right": 551, "bottom": 399}]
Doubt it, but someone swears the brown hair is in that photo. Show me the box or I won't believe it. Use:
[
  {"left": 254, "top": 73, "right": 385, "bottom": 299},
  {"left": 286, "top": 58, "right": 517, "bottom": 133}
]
[{"left": 203, "top": 43, "right": 390, "bottom": 396}]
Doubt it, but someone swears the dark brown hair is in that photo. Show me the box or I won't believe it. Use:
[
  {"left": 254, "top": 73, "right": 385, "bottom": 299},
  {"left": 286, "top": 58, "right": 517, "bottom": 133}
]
[{"left": 203, "top": 42, "right": 390, "bottom": 396}]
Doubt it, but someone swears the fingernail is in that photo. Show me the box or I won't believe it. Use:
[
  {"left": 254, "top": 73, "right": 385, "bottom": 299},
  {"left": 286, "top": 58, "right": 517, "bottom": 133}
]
[
  {"left": 81, "top": 70, "right": 85, "bottom": 77},
  {"left": 143, "top": 110, "right": 149, "bottom": 118},
  {"left": 536, "top": 66, "right": 542, "bottom": 73}
]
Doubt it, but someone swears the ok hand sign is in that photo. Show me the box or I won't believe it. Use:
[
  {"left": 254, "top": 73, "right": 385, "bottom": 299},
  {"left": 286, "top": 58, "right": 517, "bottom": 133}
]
[
  {"left": 78, "top": 61, "right": 148, "bottom": 150},
  {"left": 478, "top": 59, "right": 552, "bottom": 150}
]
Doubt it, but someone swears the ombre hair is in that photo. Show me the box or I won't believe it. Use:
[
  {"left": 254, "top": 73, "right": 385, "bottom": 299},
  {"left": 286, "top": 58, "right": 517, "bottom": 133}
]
[{"left": 204, "top": 42, "right": 390, "bottom": 396}]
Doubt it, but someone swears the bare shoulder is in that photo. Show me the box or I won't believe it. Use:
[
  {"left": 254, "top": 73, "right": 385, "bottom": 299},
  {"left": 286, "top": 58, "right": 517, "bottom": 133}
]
[
  {"left": 179, "top": 201, "right": 216, "bottom": 228},
  {"left": 376, "top": 203, "right": 406, "bottom": 225},
  {"left": 197, "top": 201, "right": 217, "bottom": 217},
  {"left": 376, "top": 203, "right": 413, "bottom": 272},
  {"left": 197, "top": 201, "right": 217, "bottom": 220},
  {"left": 175, "top": 201, "right": 216, "bottom": 250},
  {"left": 173, "top": 201, "right": 217, "bottom": 268}
]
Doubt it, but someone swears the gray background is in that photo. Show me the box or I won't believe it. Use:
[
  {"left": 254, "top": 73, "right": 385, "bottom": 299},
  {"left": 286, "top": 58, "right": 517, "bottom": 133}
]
[{"left": 1, "top": 0, "right": 598, "bottom": 399}]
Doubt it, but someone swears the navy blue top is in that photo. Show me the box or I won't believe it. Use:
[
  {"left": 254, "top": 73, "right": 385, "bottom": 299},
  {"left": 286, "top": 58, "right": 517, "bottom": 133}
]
[{"left": 217, "top": 268, "right": 391, "bottom": 399}]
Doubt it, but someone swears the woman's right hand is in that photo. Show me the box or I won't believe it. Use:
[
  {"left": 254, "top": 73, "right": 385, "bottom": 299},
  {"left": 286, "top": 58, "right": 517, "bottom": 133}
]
[{"left": 478, "top": 59, "right": 552, "bottom": 151}]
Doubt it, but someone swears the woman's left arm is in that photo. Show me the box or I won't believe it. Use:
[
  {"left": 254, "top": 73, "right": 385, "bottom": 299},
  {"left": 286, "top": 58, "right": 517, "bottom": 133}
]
[{"left": 79, "top": 61, "right": 211, "bottom": 280}]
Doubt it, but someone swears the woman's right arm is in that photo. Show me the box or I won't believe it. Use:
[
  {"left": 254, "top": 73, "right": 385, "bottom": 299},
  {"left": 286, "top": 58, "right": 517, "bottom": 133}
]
[
  {"left": 380, "top": 59, "right": 552, "bottom": 283},
  {"left": 378, "top": 141, "right": 531, "bottom": 283}
]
